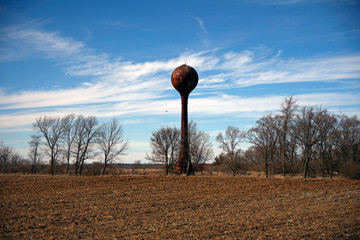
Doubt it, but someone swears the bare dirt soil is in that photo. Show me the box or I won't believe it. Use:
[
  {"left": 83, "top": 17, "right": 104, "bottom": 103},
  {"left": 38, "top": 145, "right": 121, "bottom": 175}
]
[{"left": 1, "top": 175, "right": 359, "bottom": 239}]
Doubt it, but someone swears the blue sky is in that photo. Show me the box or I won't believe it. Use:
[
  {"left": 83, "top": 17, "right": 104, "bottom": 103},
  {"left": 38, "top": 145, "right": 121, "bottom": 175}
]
[{"left": 1, "top": 0, "right": 359, "bottom": 163}]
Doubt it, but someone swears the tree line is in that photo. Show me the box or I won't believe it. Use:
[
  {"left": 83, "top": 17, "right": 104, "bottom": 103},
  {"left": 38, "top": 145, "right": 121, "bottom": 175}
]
[
  {"left": 215, "top": 97, "right": 360, "bottom": 179},
  {"left": 1, "top": 97, "right": 359, "bottom": 178},
  {"left": 1, "top": 115, "right": 129, "bottom": 175},
  {"left": 144, "top": 97, "right": 359, "bottom": 179}
]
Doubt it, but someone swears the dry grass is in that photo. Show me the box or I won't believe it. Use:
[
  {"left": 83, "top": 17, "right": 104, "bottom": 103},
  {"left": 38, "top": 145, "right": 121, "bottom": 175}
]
[{"left": 1, "top": 174, "right": 359, "bottom": 239}]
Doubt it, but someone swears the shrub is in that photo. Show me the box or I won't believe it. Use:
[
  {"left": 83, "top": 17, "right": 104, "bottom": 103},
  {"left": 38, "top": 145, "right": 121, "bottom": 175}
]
[{"left": 341, "top": 161, "right": 360, "bottom": 179}]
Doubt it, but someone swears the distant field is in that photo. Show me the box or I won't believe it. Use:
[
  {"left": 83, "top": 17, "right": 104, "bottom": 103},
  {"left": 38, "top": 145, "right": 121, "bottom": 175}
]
[{"left": 1, "top": 175, "right": 359, "bottom": 239}]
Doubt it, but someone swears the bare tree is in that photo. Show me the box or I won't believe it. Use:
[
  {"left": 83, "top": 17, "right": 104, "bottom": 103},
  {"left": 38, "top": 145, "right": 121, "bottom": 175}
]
[
  {"left": 189, "top": 121, "right": 214, "bottom": 175},
  {"left": 313, "top": 108, "right": 337, "bottom": 178},
  {"left": 33, "top": 116, "right": 64, "bottom": 175},
  {"left": 28, "top": 134, "right": 42, "bottom": 174},
  {"left": 337, "top": 114, "right": 360, "bottom": 163},
  {"left": 278, "top": 96, "right": 298, "bottom": 176},
  {"left": 61, "top": 114, "right": 76, "bottom": 174},
  {"left": 72, "top": 115, "right": 99, "bottom": 175},
  {"left": 216, "top": 126, "right": 246, "bottom": 176},
  {"left": 145, "top": 126, "right": 180, "bottom": 175},
  {"left": 244, "top": 146, "right": 263, "bottom": 172},
  {"left": 287, "top": 123, "right": 300, "bottom": 173},
  {"left": 248, "top": 114, "right": 279, "bottom": 178},
  {"left": 296, "top": 106, "right": 319, "bottom": 178},
  {"left": 132, "top": 160, "right": 142, "bottom": 174},
  {"left": 73, "top": 115, "right": 98, "bottom": 175},
  {"left": 0, "top": 142, "right": 25, "bottom": 173},
  {"left": 1, "top": 143, "right": 14, "bottom": 173},
  {"left": 78, "top": 116, "right": 98, "bottom": 175},
  {"left": 97, "top": 118, "right": 129, "bottom": 175},
  {"left": 73, "top": 115, "right": 86, "bottom": 175},
  {"left": 336, "top": 114, "right": 360, "bottom": 178}
]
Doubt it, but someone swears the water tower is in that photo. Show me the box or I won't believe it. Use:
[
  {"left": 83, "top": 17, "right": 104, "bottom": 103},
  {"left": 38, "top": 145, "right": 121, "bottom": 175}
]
[{"left": 171, "top": 64, "right": 198, "bottom": 175}]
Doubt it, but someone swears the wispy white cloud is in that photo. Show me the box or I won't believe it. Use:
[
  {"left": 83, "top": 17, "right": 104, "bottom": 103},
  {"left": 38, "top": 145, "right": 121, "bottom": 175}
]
[
  {"left": 216, "top": 51, "right": 360, "bottom": 88},
  {"left": 0, "top": 25, "right": 359, "bottom": 133},
  {"left": 0, "top": 128, "right": 32, "bottom": 133},
  {"left": 4, "top": 24, "right": 357, "bottom": 89},
  {"left": 98, "top": 20, "right": 139, "bottom": 30},
  {"left": 192, "top": 16, "right": 209, "bottom": 47},
  {"left": 193, "top": 17, "right": 207, "bottom": 34},
  {"left": 1, "top": 91, "right": 359, "bottom": 131},
  {"left": 0, "top": 25, "right": 87, "bottom": 62}
]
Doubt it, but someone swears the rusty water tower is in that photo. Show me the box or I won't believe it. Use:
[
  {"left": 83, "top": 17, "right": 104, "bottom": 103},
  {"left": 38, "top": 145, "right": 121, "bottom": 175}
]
[{"left": 171, "top": 64, "right": 198, "bottom": 175}]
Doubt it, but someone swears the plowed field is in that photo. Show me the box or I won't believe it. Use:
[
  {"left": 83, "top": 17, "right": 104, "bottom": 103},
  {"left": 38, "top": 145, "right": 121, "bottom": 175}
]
[{"left": 1, "top": 175, "right": 359, "bottom": 239}]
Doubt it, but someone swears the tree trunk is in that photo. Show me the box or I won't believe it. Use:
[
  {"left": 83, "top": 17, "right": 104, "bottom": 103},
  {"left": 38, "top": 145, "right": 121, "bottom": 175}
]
[
  {"left": 66, "top": 148, "right": 70, "bottom": 175},
  {"left": 74, "top": 161, "right": 79, "bottom": 175},
  {"left": 330, "top": 153, "right": 333, "bottom": 179},
  {"left": 282, "top": 144, "right": 286, "bottom": 177},
  {"left": 265, "top": 150, "right": 269, "bottom": 178},
  {"left": 49, "top": 148, "right": 54, "bottom": 175},
  {"left": 165, "top": 155, "right": 169, "bottom": 176},
  {"left": 265, "top": 158, "right": 268, "bottom": 178},
  {"left": 102, "top": 162, "right": 107, "bottom": 175},
  {"left": 186, "top": 158, "right": 192, "bottom": 176},
  {"left": 79, "top": 158, "right": 84, "bottom": 176},
  {"left": 74, "top": 150, "right": 80, "bottom": 175},
  {"left": 303, "top": 156, "right": 309, "bottom": 179},
  {"left": 165, "top": 165, "right": 169, "bottom": 176},
  {"left": 31, "top": 148, "right": 37, "bottom": 174}
]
